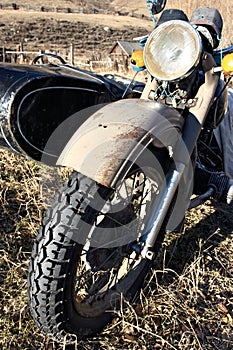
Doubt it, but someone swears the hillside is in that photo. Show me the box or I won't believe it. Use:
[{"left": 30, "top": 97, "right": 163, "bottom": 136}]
[
  {"left": 0, "top": 11, "right": 151, "bottom": 59},
  {"left": 0, "top": 0, "right": 114, "bottom": 10}
]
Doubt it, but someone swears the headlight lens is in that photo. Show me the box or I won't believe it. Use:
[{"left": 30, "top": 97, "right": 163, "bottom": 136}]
[{"left": 144, "top": 20, "right": 202, "bottom": 81}]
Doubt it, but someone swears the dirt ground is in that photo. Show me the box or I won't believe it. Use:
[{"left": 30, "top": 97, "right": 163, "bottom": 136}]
[
  {"left": 0, "top": 9, "right": 152, "bottom": 29},
  {"left": 0, "top": 9, "right": 152, "bottom": 59}
]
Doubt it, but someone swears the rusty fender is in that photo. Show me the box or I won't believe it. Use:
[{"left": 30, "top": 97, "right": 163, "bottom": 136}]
[{"left": 57, "top": 99, "right": 184, "bottom": 188}]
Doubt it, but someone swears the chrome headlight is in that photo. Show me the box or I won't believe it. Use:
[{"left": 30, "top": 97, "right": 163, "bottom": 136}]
[{"left": 144, "top": 20, "right": 202, "bottom": 81}]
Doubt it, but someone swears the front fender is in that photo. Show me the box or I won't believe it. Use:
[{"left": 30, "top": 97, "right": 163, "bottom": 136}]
[{"left": 57, "top": 99, "right": 184, "bottom": 188}]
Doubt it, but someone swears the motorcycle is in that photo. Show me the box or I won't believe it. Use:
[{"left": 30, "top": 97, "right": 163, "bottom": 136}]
[{"left": 0, "top": 0, "right": 233, "bottom": 340}]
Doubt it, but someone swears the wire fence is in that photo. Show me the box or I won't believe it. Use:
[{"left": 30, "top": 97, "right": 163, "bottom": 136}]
[
  {"left": 0, "top": 2, "right": 151, "bottom": 20},
  {"left": 0, "top": 43, "right": 128, "bottom": 74}
]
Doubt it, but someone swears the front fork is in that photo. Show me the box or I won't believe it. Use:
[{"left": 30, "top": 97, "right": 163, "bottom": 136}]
[
  {"left": 141, "top": 162, "right": 186, "bottom": 260},
  {"left": 141, "top": 53, "right": 220, "bottom": 260},
  {"left": 141, "top": 114, "right": 201, "bottom": 260}
]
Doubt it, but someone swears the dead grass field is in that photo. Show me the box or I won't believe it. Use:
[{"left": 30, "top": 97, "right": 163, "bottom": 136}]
[
  {"left": 0, "top": 0, "right": 231, "bottom": 46},
  {"left": 0, "top": 10, "right": 152, "bottom": 30},
  {"left": 112, "top": 0, "right": 232, "bottom": 45},
  {"left": 0, "top": 149, "right": 232, "bottom": 349}
]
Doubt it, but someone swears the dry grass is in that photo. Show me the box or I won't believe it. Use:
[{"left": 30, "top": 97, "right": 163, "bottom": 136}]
[
  {"left": 0, "top": 149, "right": 232, "bottom": 349},
  {"left": 112, "top": 0, "right": 232, "bottom": 46},
  {"left": 0, "top": 10, "right": 152, "bottom": 31},
  {"left": 0, "top": 0, "right": 231, "bottom": 45}
]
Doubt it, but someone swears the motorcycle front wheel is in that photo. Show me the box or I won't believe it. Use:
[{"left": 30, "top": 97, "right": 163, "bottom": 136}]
[{"left": 28, "top": 148, "right": 169, "bottom": 339}]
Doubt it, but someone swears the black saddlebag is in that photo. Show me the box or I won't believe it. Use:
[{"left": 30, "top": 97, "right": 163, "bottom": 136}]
[{"left": 0, "top": 63, "right": 125, "bottom": 164}]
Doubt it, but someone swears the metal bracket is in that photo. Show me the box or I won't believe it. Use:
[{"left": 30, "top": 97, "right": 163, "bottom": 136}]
[{"left": 141, "top": 245, "right": 156, "bottom": 260}]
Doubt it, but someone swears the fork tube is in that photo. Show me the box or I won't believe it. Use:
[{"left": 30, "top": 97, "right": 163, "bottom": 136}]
[{"left": 141, "top": 162, "right": 185, "bottom": 260}]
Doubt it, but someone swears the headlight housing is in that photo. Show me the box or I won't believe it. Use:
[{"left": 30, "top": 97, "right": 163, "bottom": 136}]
[{"left": 144, "top": 20, "right": 202, "bottom": 81}]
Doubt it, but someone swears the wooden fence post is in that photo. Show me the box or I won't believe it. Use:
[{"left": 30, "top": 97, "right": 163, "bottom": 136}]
[
  {"left": 19, "top": 42, "right": 24, "bottom": 63},
  {"left": 70, "top": 43, "right": 74, "bottom": 66},
  {"left": 90, "top": 61, "right": 93, "bottom": 71},
  {"left": 2, "top": 46, "right": 5, "bottom": 63}
]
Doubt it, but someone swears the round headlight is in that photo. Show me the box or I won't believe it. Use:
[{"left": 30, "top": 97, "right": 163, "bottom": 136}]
[{"left": 144, "top": 20, "right": 202, "bottom": 81}]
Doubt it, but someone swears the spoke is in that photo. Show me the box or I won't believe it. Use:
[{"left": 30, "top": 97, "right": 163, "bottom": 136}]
[
  {"left": 76, "top": 247, "right": 123, "bottom": 293},
  {"left": 99, "top": 211, "right": 132, "bottom": 228},
  {"left": 74, "top": 168, "right": 156, "bottom": 311},
  {"left": 135, "top": 187, "right": 150, "bottom": 214}
]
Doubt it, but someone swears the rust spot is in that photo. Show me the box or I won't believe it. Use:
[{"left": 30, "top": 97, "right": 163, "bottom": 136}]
[
  {"left": 113, "top": 125, "right": 145, "bottom": 141},
  {"left": 95, "top": 146, "right": 126, "bottom": 188},
  {"left": 95, "top": 126, "right": 149, "bottom": 187}
]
